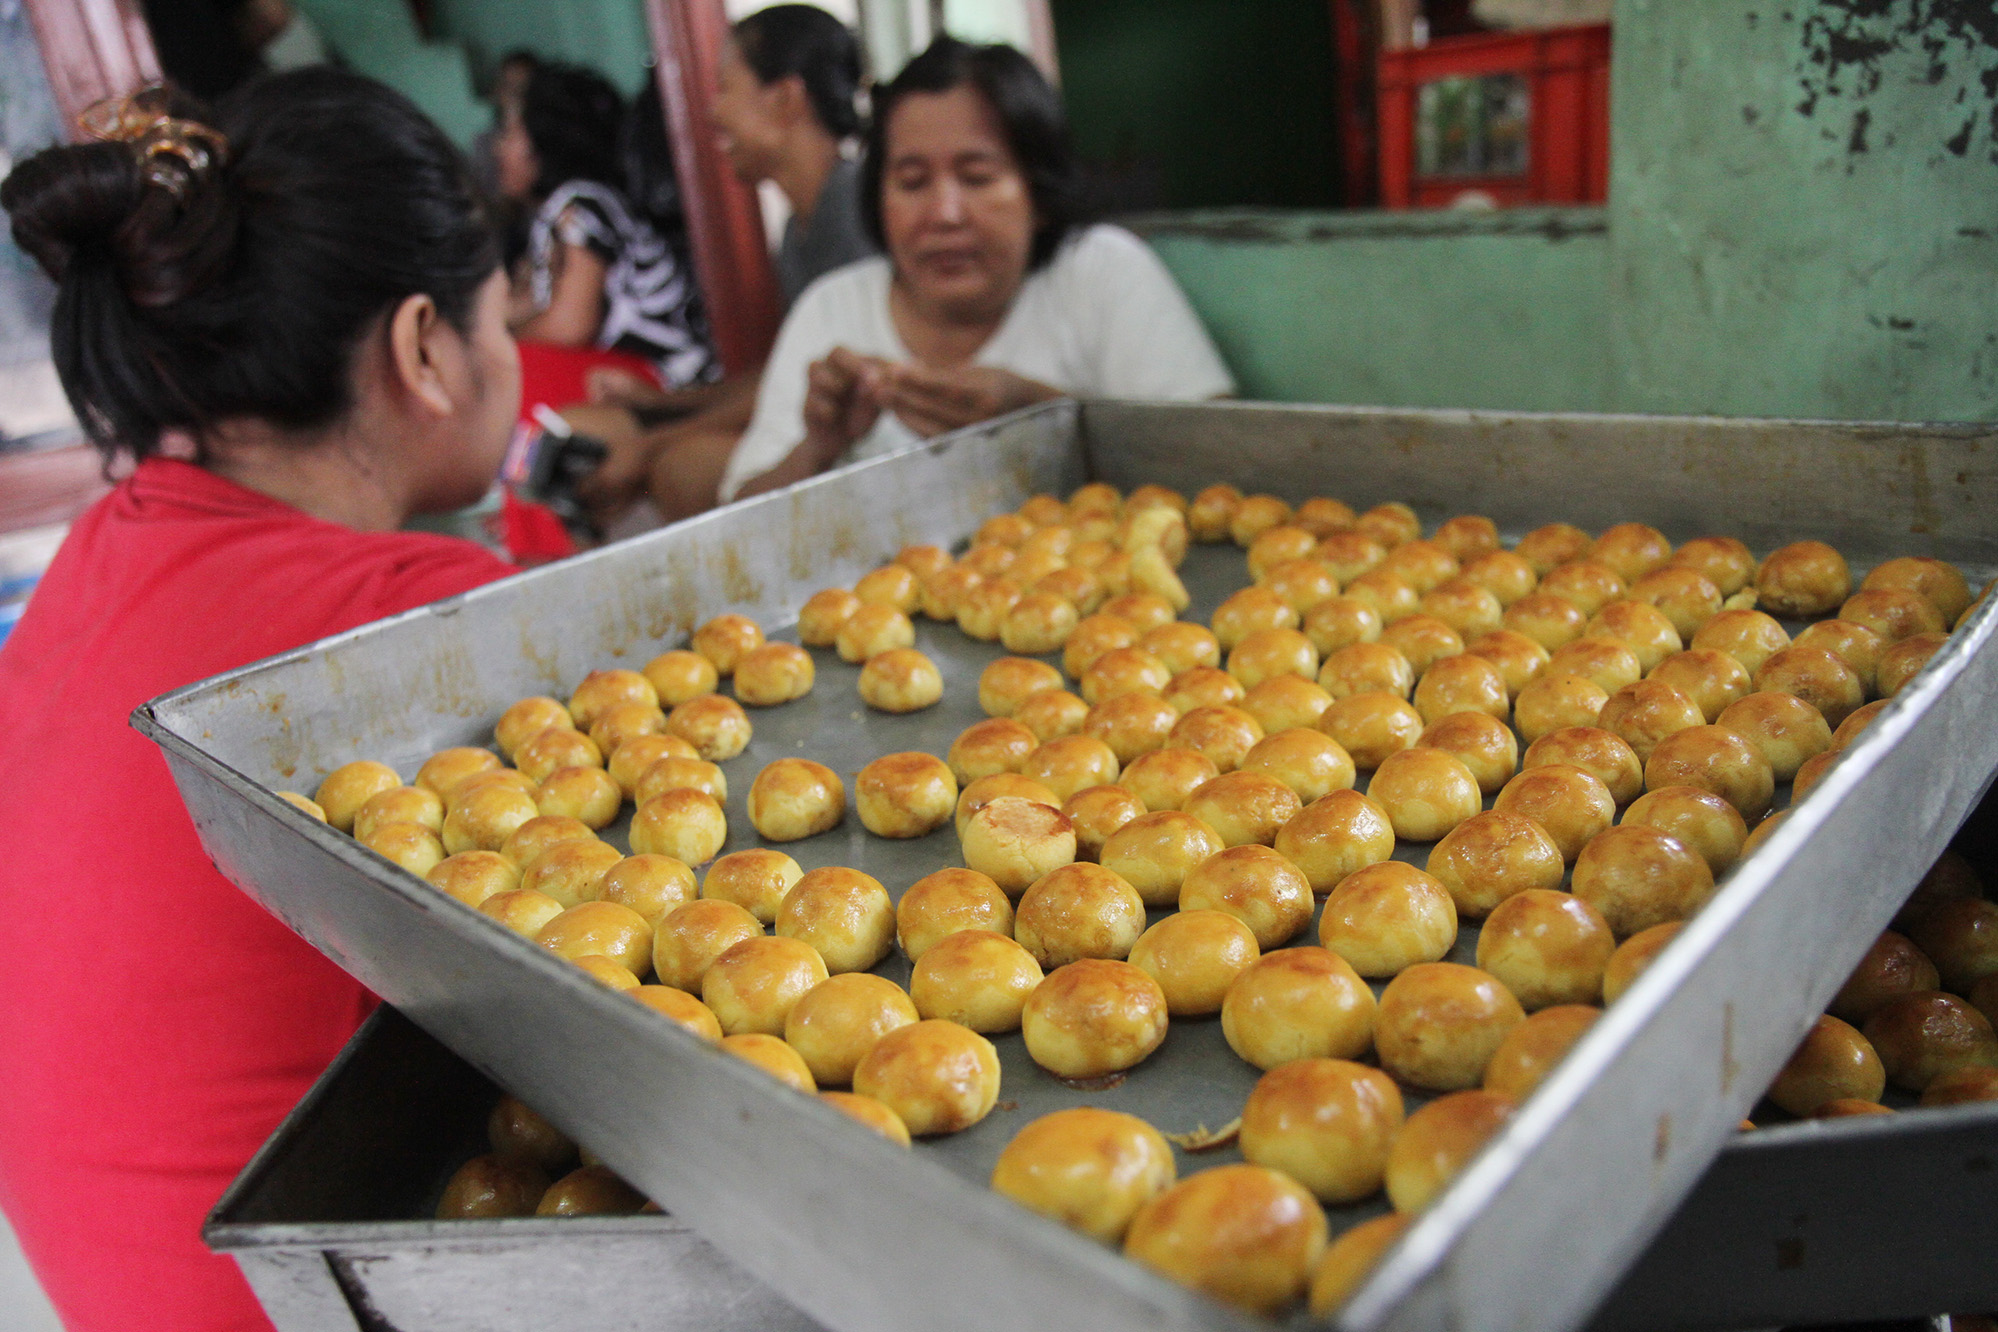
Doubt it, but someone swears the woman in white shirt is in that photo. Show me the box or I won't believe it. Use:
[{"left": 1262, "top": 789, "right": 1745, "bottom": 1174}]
[{"left": 716, "top": 37, "right": 1233, "bottom": 503}]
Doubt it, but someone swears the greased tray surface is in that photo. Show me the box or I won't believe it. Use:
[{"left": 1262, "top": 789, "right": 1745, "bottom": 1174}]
[{"left": 139, "top": 400, "right": 1998, "bottom": 1332}]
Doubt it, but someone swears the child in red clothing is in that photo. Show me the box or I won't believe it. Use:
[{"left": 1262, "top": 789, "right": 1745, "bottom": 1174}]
[{"left": 0, "top": 71, "right": 521, "bottom": 1331}]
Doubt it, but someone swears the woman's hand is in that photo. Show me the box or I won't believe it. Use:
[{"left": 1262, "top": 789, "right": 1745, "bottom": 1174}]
[
  {"left": 880, "top": 363, "right": 1062, "bottom": 438},
  {"left": 801, "top": 347, "right": 892, "bottom": 462}
]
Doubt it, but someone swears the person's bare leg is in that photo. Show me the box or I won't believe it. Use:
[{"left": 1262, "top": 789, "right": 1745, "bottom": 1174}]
[{"left": 648, "top": 424, "right": 745, "bottom": 521}]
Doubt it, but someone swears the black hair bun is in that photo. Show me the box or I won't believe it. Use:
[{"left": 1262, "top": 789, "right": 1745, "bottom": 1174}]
[{"left": 2, "top": 141, "right": 149, "bottom": 282}]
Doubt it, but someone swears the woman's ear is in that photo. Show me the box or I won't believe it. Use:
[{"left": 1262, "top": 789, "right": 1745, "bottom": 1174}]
[{"left": 386, "top": 292, "right": 458, "bottom": 417}]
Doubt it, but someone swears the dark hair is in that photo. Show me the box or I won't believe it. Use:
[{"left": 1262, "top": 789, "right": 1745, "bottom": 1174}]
[
  {"left": 1, "top": 68, "right": 499, "bottom": 463},
  {"left": 860, "top": 37, "right": 1081, "bottom": 270},
  {"left": 733, "top": 4, "right": 863, "bottom": 139},
  {"left": 520, "top": 63, "right": 626, "bottom": 197}
]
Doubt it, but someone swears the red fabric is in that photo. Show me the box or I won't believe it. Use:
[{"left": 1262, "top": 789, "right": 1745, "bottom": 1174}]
[
  {"left": 502, "top": 486, "right": 579, "bottom": 563},
  {"left": 514, "top": 340, "right": 658, "bottom": 425},
  {"left": 0, "top": 459, "right": 516, "bottom": 1332}
]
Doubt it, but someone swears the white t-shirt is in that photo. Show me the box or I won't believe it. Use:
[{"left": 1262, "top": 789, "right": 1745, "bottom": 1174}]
[{"left": 718, "top": 224, "right": 1235, "bottom": 501}]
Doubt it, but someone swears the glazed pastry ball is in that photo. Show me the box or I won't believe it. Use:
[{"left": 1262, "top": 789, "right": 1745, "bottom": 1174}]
[
  {"left": 1793, "top": 619, "right": 1887, "bottom": 694},
  {"left": 636, "top": 753, "right": 727, "bottom": 808},
  {"left": 1264, "top": 558, "right": 1340, "bottom": 614},
  {"left": 1590, "top": 522, "right": 1672, "bottom": 583},
  {"left": 854, "top": 1019, "right": 1001, "bottom": 1135},
  {"left": 1301, "top": 598, "right": 1384, "bottom": 662},
  {"left": 1922, "top": 1064, "right": 1998, "bottom": 1107},
  {"left": 1022, "top": 957, "right": 1170, "bottom": 1078},
  {"left": 921, "top": 564, "right": 985, "bottom": 622},
  {"left": 1620, "top": 786, "right": 1748, "bottom": 877},
  {"left": 513, "top": 726, "right": 604, "bottom": 785},
  {"left": 702, "top": 847, "right": 803, "bottom": 924},
  {"left": 598, "top": 854, "right": 697, "bottom": 926},
  {"left": 955, "top": 773, "right": 1061, "bottom": 837},
  {"left": 1493, "top": 764, "right": 1616, "bottom": 862},
  {"left": 503, "top": 813, "right": 597, "bottom": 872},
  {"left": 1080, "top": 646, "right": 1172, "bottom": 706},
  {"left": 856, "top": 751, "right": 957, "bottom": 839},
  {"left": 1425, "top": 514, "right": 1495, "bottom": 563},
  {"left": 1356, "top": 500, "right": 1420, "bottom": 548},
  {"left": 277, "top": 791, "right": 327, "bottom": 821},
  {"left": 1241, "top": 676, "right": 1336, "bottom": 736},
  {"left": 1240, "top": 1058, "right": 1404, "bottom": 1205},
  {"left": 1586, "top": 600, "right": 1684, "bottom": 672},
  {"left": 1539, "top": 560, "right": 1627, "bottom": 617},
  {"left": 651, "top": 898, "right": 762, "bottom": 992},
  {"left": 1756, "top": 540, "right": 1851, "bottom": 617},
  {"left": 777, "top": 866, "right": 896, "bottom": 973},
  {"left": 1123, "top": 1165, "right": 1327, "bottom": 1316},
  {"left": 1476, "top": 889, "right": 1615, "bottom": 1009},
  {"left": 1227, "top": 627, "right": 1320, "bottom": 690},
  {"left": 1318, "top": 862, "right": 1458, "bottom": 977},
  {"left": 1426, "top": 810, "right": 1565, "bottom": 918},
  {"left": 1464, "top": 629, "right": 1551, "bottom": 697},
  {"left": 855, "top": 562, "right": 922, "bottom": 613},
  {"left": 1644, "top": 724, "right": 1775, "bottom": 820},
  {"left": 1572, "top": 824, "right": 1715, "bottom": 938},
  {"left": 1648, "top": 648, "right": 1752, "bottom": 724},
  {"left": 1023, "top": 734, "right": 1122, "bottom": 802},
  {"left": 1667, "top": 535, "right": 1756, "bottom": 596},
  {"left": 1238, "top": 727, "right": 1355, "bottom": 803},
  {"left": 1766, "top": 1014, "right": 1886, "bottom": 1116},
  {"left": 1100, "top": 591, "right": 1175, "bottom": 632},
  {"left": 1629, "top": 567, "right": 1724, "bottom": 641},
  {"left": 1309, "top": 1213, "right": 1412, "bottom": 1318},
  {"left": 1063, "top": 784, "right": 1146, "bottom": 862},
  {"left": 568, "top": 668, "right": 660, "bottom": 732},
  {"left": 1248, "top": 525, "right": 1322, "bottom": 582},
  {"left": 1895, "top": 850, "right": 1986, "bottom": 933},
  {"left": 1316, "top": 531, "right": 1388, "bottom": 582},
  {"left": 1412, "top": 654, "right": 1510, "bottom": 725},
  {"left": 1877, "top": 632, "right": 1947, "bottom": 698},
  {"left": 702, "top": 935, "right": 829, "bottom": 1035},
  {"left": 1523, "top": 726, "right": 1644, "bottom": 806},
  {"left": 315, "top": 760, "right": 403, "bottom": 833},
  {"left": 415, "top": 747, "right": 502, "bottom": 802},
  {"left": 1515, "top": 522, "right": 1593, "bottom": 575},
  {"left": 798, "top": 587, "right": 863, "bottom": 647},
  {"left": 1602, "top": 922, "right": 1683, "bottom": 1004},
  {"left": 1715, "top": 690, "right": 1832, "bottom": 781},
  {"left": 448, "top": 767, "right": 540, "bottom": 811},
  {"left": 1179, "top": 843, "right": 1315, "bottom": 949},
  {"left": 947, "top": 717, "right": 1038, "bottom": 784},
  {"left": 1013, "top": 861, "right": 1149, "bottom": 968},
  {"left": 991, "top": 1107, "right": 1177, "bottom": 1245},
  {"left": 1062, "top": 612, "right": 1140, "bottom": 679},
  {"left": 1840, "top": 587, "right": 1946, "bottom": 643},
  {"left": 1274, "top": 789, "right": 1397, "bottom": 894},
  {"left": 1100, "top": 809, "right": 1227, "bottom": 907},
  {"left": 442, "top": 782, "right": 541, "bottom": 855},
  {"left": 641, "top": 650, "right": 720, "bottom": 708},
  {"left": 1462, "top": 551, "right": 1540, "bottom": 608},
  {"left": 746, "top": 757, "right": 845, "bottom": 842},
  {"left": 665, "top": 693, "right": 753, "bottom": 761},
  {"left": 692, "top": 614, "right": 765, "bottom": 676},
  {"left": 1380, "top": 539, "right": 1460, "bottom": 594},
  {"left": 1691, "top": 608, "right": 1792, "bottom": 677},
  {"left": 428, "top": 849, "right": 521, "bottom": 908},
  {"left": 1036, "top": 566, "right": 1105, "bottom": 617},
  {"left": 629, "top": 788, "right": 727, "bottom": 866},
  {"left": 1375, "top": 963, "right": 1525, "bottom": 1091},
  {"left": 896, "top": 868, "right": 1012, "bottom": 960},
  {"left": 587, "top": 701, "right": 669, "bottom": 757},
  {"left": 1082, "top": 690, "right": 1179, "bottom": 765},
  {"left": 477, "top": 888, "right": 566, "bottom": 939},
  {"left": 1169, "top": 703, "right": 1267, "bottom": 772},
  {"left": 1184, "top": 770, "right": 1303, "bottom": 848},
  {"left": 437, "top": 1155, "right": 549, "bottom": 1219},
  {"left": 909, "top": 928, "right": 1043, "bottom": 1032},
  {"left": 1482, "top": 1003, "right": 1600, "bottom": 1100},
  {"left": 362, "top": 823, "right": 445, "bottom": 877},
  {"left": 733, "top": 642, "right": 815, "bottom": 707},
  {"left": 836, "top": 603, "right": 916, "bottom": 663},
  {"left": 1385, "top": 1089, "right": 1516, "bottom": 1213},
  {"left": 1544, "top": 636, "right": 1643, "bottom": 694},
  {"left": 1211, "top": 586, "right": 1300, "bottom": 653},
  {"left": 487, "top": 1093, "right": 574, "bottom": 1173},
  {"left": 537, "top": 901, "right": 654, "bottom": 978},
  {"left": 1230, "top": 494, "right": 1294, "bottom": 548},
  {"left": 1503, "top": 592, "right": 1589, "bottom": 651},
  {"left": 1381, "top": 614, "right": 1465, "bottom": 678},
  {"left": 1864, "top": 555, "right": 1973, "bottom": 623},
  {"left": 1511, "top": 672, "right": 1610, "bottom": 745},
  {"left": 1368, "top": 747, "right": 1482, "bottom": 842},
  {"left": 1293, "top": 495, "right": 1357, "bottom": 537},
  {"left": 1420, "top": 578, "right": 1504, "bottom": 639},
  {"left": 1222, "top": 947, "right": 1377, "bottom": 1069},
  {"left": 521, "top": 838, "right": 625, "bottom": 909},
  {"left": 608, "top": 734, "right": 700, "bottom": 798},
  {"left": 720, "top": 1032, "right": 817, "bottom": 1092},
  {"left": 1598, "top": 679, "right": 1706, "bottom": 764},
  {"left": 1139, "top": 622, "right": 1221, "bottom": 677},
  {"left": 537, "top": 1163, "right": 648, "bottom": 1215},
  {"left": 1830, "top": 931, "right": 1941, "bottom": 1025},
  {"left": 1908, "top": 898, "right": 1998, "bottom": 994},
  {"left": 1165, "top": 665, "right": 1246, "bottom": 714},
  {"left": 495, "top": 696, "right": 573, "bottom": 761},
  {"left": 979, "top": 511, "right": 1038, "bottom": 547},
  {"left": 1342, "top": 569, "right": 1421, "bottom": 624},
  {"left": 959, "top": 542, "right": 1018, "bottom": 579},
  {"left": 1317, "top": 692, "right": 1424, "bottom": 770},
  {"left": 783, "top": 973, "right": 919, "bottom": 1087},
  {"left": 1418, "top": 711, "right": 1518, "bottom": 795},
  {"left": 820, "top": 1089, "right": 913, "bottom": 1144},
  {"left": 859, "top": 647, "right": 944, "bottom": 713},
  {"left": 1128, "top": 909, "right": 1260, "bottom": 1016},
  {"left": 962, "top": 796, "right": 1078, "bottom": 897},
  {"left": 1000, "top": 591, "right": 1081, "bottom": 656},
  {"left": 980, "top": 657, "right": 1065, "bottom": 718},
  {"left": 353, "top": 784, "right": 444, "bottom": 842},
  {"left": 1119, "top": 747, "right": 1220, "bottom": 814},
  {"left": 1188, "top": 483, "right": 1244, "bottom": 542},
  {"left": 1862, "top": 991, "right": 1998, "bottom": 1091}
]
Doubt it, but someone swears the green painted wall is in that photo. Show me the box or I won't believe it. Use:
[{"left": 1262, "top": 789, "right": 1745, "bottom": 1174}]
[
  {"left": 1607, "top": 0, "right": 1998, "bottom": 422},
  {"left": 1136, "top": 207, "right": 1612, "bottom": 411},
  {"left": 430, "top": 0, "right": 656, "bottom": 96}
]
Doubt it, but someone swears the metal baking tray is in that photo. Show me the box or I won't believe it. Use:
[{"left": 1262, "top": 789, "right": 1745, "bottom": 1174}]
[
  {"left": 137, "top": 400, "right": 1998, "bottom": 1332},
  {"left": 208, "top": 1004, "right": 1998, "bottom": 1332}
]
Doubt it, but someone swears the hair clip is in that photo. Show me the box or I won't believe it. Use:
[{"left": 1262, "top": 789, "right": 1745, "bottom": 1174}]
[{"left": 78, "top": 84, "right": 228, "bottom": 200}]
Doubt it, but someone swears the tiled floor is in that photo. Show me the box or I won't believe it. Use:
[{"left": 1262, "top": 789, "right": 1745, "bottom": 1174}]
[{"left": 0, "top": 1212, "right": 62, "bottom": 1332}]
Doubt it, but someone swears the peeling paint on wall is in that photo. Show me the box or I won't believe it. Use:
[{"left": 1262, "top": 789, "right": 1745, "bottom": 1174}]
[{"left": 1794, "top": 0, "right": 1998, "bottom": 166}]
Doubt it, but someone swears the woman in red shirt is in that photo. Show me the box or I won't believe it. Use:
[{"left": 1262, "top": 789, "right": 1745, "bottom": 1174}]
[{"left": 0, "top": 71, "right": 520, "bottom": 1331}]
